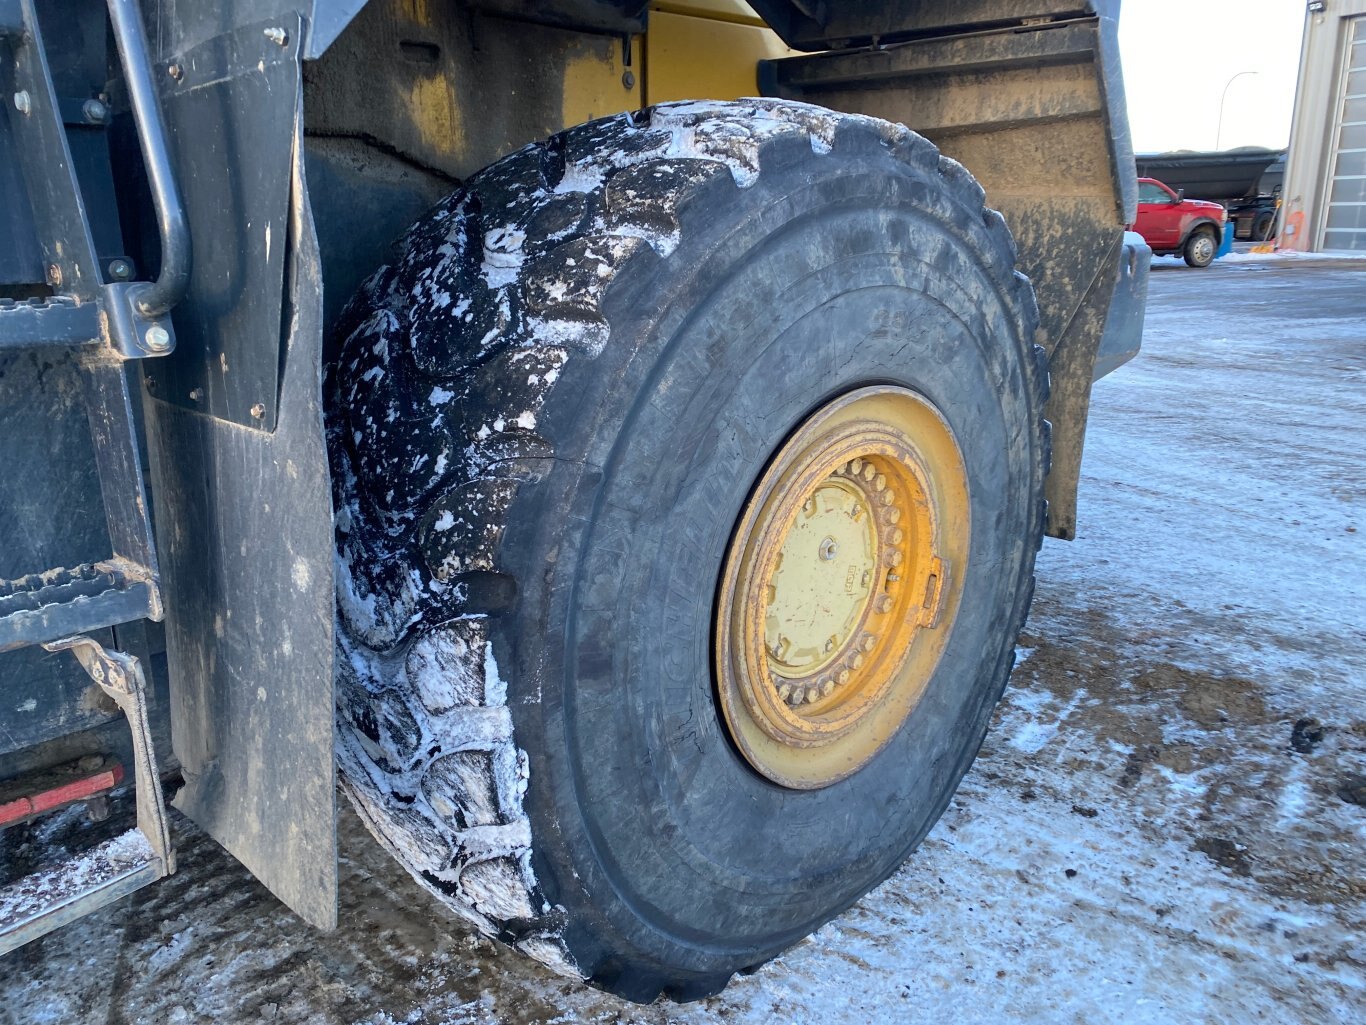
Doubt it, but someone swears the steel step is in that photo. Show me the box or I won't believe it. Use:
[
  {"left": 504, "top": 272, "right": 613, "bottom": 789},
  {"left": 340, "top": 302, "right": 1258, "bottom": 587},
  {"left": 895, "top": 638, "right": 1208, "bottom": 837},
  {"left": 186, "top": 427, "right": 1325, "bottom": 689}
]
[
  {"left": 0, "top": 563, "right": 156, "bottom": 652},
  {"left": 0, "top": 297, "right": 102, "bottom": 352},
  {"left": 0, "top": 828, "right": 164, "bottom": 955},
  {"left": 0, "top": 637, "right": 174, "bottom": 955}
]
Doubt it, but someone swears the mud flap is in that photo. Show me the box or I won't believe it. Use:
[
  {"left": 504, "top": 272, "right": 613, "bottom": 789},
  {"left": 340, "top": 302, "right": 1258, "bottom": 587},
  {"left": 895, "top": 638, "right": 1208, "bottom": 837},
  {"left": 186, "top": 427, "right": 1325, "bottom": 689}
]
[{"left": 142, "top": 67, "right": 337, "bottom": 927}]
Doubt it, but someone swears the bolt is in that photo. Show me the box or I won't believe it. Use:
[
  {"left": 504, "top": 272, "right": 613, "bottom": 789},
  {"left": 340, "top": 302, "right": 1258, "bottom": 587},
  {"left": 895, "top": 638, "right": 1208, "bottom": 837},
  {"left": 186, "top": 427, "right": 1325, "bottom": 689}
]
[
  {"left": 108, "top": 258, "right": 132, "bottom": 279},
  {"left": 819, "top": 537, "right": 838, "bottom": 561},
  {"left": 145, "top": 325, "right": 171, "bottom": 351},
  {"left": 264, "top": 26, "right": 288, "bottom": 46},
  {"left": 82, "top": 98, "right": 108, "bottom": 123},
  {"left": 823, "top": 638, "right": 835, "bottom": 653},
  {"left": 14, "top": 90, "right": 32, "bottom": 115},
  {"left": 250, "top": 402, "right": 266, "bottom": 419},
  {"left": 876, "top": 594, "right": 894, "bottom": 614},
  {"left": 622, "top": 70, "right": 636, "bottom": 89},
  {"left": 821, "top": 679, "right": 836, "bottom": 697},
  {"left": 85, "top": 795, "right": 111, "bottom": 823},
  {"left": 189, "top": 386, "right": 204, "bottom": 402},
  {"left": 167, "top": 62, "right": 183, "bottom": 81},
  {"left": 145, "top": 375, "right": 157, "bottom": 392},
  {"left": 45, "top": 263, "right": 62, "bottom": 287}
]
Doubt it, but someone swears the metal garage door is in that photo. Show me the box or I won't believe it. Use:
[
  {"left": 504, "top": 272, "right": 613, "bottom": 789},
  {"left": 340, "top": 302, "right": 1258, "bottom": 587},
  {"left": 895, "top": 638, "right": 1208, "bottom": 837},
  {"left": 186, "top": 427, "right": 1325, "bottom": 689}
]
[{"left": 1323, "top": 17, "right": 1366, "bottom": 251}]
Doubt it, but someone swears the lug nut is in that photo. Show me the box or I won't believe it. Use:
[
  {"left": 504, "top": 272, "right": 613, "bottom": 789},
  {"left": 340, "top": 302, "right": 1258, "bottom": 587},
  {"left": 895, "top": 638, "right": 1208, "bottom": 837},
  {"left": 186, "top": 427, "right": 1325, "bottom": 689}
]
[
  {"left": 145, "top": 325, "right": 171, "bottom": 352},
  {"left": 13, "top": 90, "right": 31, "bottom": 115}
]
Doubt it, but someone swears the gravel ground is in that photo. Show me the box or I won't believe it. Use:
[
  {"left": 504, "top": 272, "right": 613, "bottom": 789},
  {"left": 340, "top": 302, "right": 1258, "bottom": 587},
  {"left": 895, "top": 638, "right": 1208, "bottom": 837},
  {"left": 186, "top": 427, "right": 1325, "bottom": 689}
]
[{"left": 1, "top": 254, "right": 1363, "bottom": 1025}]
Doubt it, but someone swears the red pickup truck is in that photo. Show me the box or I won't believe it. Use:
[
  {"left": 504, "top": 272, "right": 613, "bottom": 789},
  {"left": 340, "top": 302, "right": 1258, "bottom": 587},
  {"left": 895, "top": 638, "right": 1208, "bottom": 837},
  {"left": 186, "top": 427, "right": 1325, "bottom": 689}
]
[{"left": 1132, "top": 177, "right": 1227, "bottom": 268}]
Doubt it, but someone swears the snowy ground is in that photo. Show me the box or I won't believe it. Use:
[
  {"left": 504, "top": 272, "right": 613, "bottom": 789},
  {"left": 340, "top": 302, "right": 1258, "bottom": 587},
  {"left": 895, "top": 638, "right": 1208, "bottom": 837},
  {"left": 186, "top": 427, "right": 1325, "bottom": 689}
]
[{"left": 1, "top": 255, "right": 1363, "bottom": 1025}]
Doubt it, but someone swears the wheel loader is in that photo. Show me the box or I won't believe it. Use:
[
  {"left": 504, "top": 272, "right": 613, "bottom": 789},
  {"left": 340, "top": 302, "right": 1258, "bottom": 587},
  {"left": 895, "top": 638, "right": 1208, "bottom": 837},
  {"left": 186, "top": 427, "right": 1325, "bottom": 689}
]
[{"left": 0, "top": 0, "right": 1149, "bottom": 1001}]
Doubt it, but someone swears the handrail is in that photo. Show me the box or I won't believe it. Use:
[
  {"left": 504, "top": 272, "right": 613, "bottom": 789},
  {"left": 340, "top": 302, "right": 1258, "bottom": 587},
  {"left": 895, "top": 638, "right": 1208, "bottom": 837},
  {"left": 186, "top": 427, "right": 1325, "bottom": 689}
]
[{"left": 105, "top": 0, "right": 191, "bottom": 319}]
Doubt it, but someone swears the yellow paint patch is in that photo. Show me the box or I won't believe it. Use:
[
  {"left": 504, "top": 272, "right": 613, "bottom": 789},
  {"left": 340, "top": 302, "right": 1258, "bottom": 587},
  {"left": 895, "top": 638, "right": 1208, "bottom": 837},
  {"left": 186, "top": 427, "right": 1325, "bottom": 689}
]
[
  {"left": 405, "top": 71, "right": 463, "bottom": 156},
  {"left": 646, "top": 8, "right": 796, "bottom": 104},
  {"left": 561, "top": 34, "right": 640, "bottom": 127}
]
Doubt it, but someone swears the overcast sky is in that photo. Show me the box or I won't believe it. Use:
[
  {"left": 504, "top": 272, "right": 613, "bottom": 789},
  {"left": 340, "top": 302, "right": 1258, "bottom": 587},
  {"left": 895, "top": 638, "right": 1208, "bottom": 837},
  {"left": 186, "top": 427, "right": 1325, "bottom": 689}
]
[{"left": 1118, "top": 0, "right": 1306, "bottom": 154}]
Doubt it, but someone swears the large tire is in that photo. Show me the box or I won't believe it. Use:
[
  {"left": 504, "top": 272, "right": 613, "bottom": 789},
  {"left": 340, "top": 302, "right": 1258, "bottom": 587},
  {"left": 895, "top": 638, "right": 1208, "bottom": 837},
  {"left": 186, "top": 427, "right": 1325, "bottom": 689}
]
[
  {"left": 327, "top": 99, "right": 1048, "bottom": 1001},
  {"left": 1252, "top": 209, "right": 1275, "bottom": 242},
  {"left": 1184, "top": 225, "right": 1218, "bottom": 268}
]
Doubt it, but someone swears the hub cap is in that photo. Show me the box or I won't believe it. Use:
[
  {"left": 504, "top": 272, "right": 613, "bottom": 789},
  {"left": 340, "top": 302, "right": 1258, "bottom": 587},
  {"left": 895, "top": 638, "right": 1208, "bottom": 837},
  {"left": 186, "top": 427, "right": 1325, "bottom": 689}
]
[{"left": 715, "top": 386, "right": 970, "bottom": 789}]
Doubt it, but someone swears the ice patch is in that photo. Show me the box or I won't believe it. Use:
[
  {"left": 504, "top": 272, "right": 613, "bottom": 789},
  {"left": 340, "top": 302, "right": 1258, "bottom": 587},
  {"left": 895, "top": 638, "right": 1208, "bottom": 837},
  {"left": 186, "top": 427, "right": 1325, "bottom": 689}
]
[{"left": 1005, "top": 687, "right": 1088, "bottom": 755}]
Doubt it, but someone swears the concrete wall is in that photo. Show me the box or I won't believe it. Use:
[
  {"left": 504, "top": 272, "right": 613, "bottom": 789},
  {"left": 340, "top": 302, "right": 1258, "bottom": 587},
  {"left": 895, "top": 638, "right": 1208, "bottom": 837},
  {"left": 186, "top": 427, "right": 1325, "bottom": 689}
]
[{"left": 1281, "top": 0, "right": 1366, "bottom": 252}]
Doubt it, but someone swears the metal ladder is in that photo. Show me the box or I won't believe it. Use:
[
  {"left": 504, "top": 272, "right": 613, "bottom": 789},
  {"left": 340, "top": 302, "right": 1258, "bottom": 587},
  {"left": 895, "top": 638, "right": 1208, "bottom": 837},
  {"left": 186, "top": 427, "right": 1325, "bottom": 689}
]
[{"left": 0, "top": 0, "right": 189, "bottom": 951}]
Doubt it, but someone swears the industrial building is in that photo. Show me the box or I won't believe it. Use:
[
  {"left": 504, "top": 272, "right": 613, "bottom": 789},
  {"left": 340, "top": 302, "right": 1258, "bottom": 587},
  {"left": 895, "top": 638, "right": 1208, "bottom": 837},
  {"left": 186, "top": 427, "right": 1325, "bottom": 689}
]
[{"left": 1282, "top": 0, "right": 1366, "bottom": 252}]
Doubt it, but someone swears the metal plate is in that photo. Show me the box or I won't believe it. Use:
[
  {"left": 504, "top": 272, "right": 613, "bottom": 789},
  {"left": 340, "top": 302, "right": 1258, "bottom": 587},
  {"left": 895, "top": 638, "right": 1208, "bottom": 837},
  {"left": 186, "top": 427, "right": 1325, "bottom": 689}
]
[
  {"left": 146, "top": 14, "right": 301, "bottom": 431},
  {"left": 145, "top": 95, "right": 337, "bottom": 930},
  {"left": 747, "top": 1, "right": 1116, "bottom": 51}
]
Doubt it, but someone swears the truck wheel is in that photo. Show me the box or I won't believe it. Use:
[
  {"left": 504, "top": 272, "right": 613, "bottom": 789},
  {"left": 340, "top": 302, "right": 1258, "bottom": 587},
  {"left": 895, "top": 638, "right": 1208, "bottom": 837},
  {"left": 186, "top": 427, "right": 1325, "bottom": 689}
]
[
  {"left": 1184, "top": 225, "right": 1218, "bottom": 267},
  {"left": 327, "top": 99, "right": 1048, "bottom": 1002},
  {"left": 1252, "top": 210, "right": 1275, "bottom": 242}
]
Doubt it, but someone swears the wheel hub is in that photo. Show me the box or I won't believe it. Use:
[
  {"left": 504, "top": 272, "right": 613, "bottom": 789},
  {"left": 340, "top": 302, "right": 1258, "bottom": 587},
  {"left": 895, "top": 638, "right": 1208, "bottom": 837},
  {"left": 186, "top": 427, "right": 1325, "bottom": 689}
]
[{"left": 715, "top": 386, "right": 970, "bottom": 789}]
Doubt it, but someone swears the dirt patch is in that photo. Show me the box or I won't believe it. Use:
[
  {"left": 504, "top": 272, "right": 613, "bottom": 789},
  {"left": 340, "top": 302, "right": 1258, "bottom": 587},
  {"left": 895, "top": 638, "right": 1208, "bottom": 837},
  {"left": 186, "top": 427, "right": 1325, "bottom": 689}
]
[{"left": 1194, "top": 835, "right": 1254, "bottom": 877}]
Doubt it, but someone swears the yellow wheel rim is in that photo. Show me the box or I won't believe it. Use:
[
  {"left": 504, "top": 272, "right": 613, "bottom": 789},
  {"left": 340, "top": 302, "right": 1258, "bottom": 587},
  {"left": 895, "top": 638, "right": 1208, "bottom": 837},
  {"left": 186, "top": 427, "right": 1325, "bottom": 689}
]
[{"left": 715, "top": 386, "right": 971, "bottom": 789}]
